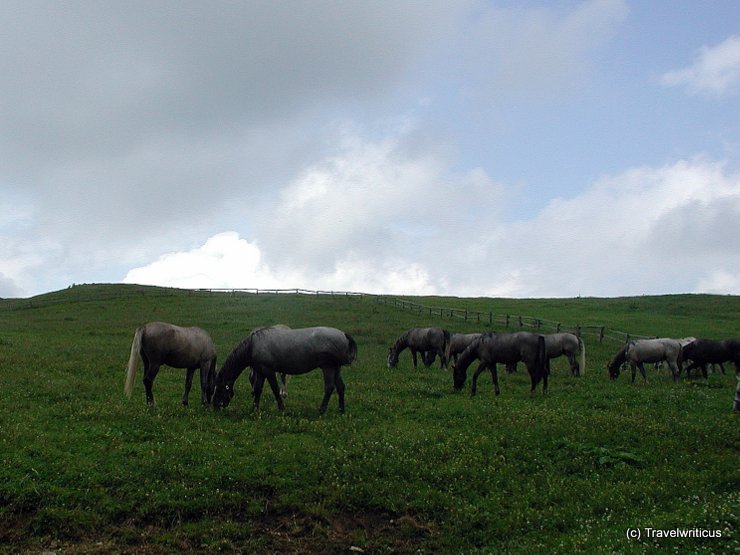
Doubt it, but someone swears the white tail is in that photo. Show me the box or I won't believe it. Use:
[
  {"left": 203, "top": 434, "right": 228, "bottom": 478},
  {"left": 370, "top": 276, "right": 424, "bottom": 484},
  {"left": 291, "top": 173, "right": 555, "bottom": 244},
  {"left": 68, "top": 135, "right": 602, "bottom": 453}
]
[
  {"left": 579, "top": 337, "right": 586, "bottom": 376},
  {"left": 124, "top": 327, "right": 143, "bottom": 397}
]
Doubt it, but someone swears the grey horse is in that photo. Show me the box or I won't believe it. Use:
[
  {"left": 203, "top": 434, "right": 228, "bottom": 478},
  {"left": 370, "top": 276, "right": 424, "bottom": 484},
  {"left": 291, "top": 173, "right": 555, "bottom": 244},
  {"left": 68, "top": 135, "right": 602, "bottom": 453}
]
[
  {"left": 506, "top": 332, "right": 586, "bottom": 376},
  {"left": 213, "top": 326, "right": 357, "bottom": 414},
  {"left": 124, "top": 322, "right": 217, "bottom": 406},
  {"left": 445, "top": 333, "right": 484, "bottom": 365},
  {"left": 387, "top": 327, "right": 451, "bottom": 369},
  {"left": 453, "top": 332, "right": 547, "bottom": 395},
  {"left": 607, "top": 338, "right": 683, "bottom": 382}
]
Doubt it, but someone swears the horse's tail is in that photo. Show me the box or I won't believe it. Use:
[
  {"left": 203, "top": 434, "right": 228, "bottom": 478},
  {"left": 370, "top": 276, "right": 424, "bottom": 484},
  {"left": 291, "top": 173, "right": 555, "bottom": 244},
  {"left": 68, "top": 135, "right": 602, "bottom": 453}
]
[
  {"left": 345, "top": 332, "right": 358, "bottom": 365},
  {"left": 207, "top": 356, "right": 218, "bottom": 399},
  {"left": 124, "top": 327, "right": 144, "bottom": 397},
  {"left": 676, "top": 342, "right": 684, "bottom": 377},
  {"left": 536, "top": 335, "right": 547, "bottom": 383},
  {"left": 579, "top": 336, "right": 586, "bottom": 376},
  {"left": 441, "top": 329, "right": 451, "bottom": 368}
]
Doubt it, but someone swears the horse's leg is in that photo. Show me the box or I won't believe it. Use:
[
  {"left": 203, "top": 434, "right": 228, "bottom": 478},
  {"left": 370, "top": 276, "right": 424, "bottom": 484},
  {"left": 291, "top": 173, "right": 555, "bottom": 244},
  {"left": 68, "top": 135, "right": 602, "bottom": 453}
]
[
  {"left": 279, "top": 373, "right": 288, "bottom": 398},
  {"left": 319, "top": 366, "right": 337, "bottom": 415},
  {"left": 529, "top": 362, "right": 547, "bottom": 394},
  {"left": 630, "top": 363, "right": 637, "bottom": 383},
  {"left": 264, "top": 372, "right": 285, "bottom": 412},
  {"left": 438, "top": 347, "right": 448, "bottom": 370},
  {"left": 568, "top": 353, "right": 578, "bottom": 376},
  {"left": 143, "top": 359, "right": 160, "bottom": 406},
  {"left": 252, "top": 372, "right": 265, "bottom": 410},
  {"left": 411, "top": 349, "right": 418, "bottom": 369},
  {"left": 182, "top": 367, "right": 196, "bottom": 406},
  {"left": 470, "top": 362, "right": 488, "bottom": 397},
  {"left": 334, "top": 370, "right": 346, "bottom": 413},
  {"left": 637, "top": 363, "right": 648, "bottom": 382},
  {"left": 198, "top": 360, "right": 212, "bottom": 405},
  {"left": 668, "top": 360, "right": 680, "bottom": 382},
  {"left": 489, "top": 363, "right": 500, "bottom": 396}
]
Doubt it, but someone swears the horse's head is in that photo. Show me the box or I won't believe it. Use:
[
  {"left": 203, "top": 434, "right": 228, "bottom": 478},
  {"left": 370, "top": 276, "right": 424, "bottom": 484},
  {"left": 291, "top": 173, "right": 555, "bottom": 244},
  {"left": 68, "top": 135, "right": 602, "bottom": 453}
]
[
  {"left": 607, "top": 361, "right": 620, "bottom": 380},
  {"left": 387, "top": 348, "right": 399, "bottom": 369},
  {"left": 212, "top": 373, "right": 235, "bottom": 409},
  {"left": 452, "top": 362, "right": 466, "bottom": 391}
]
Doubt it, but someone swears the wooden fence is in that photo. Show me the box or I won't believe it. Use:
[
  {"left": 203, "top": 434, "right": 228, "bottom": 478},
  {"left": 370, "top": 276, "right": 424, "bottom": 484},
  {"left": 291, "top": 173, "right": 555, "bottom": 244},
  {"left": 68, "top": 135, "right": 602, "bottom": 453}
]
[
  {"left": 199, "top": 288, "right": 653, "bottom": 344},
  {"left": 373, "top": 296, "right": 654, "bottom": 344}
]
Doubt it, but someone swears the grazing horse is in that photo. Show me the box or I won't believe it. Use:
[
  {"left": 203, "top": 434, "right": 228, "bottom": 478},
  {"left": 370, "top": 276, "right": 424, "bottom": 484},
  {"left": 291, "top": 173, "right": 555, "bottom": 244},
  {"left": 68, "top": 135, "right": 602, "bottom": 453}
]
[
  {"left": 681, "top": 339, "right": 740, "bottom": 378},
  {"left": 247, "top": 325, "right": 291, "bottom": 397},
  {"left": 453, "top": 332, "right": 547, "bottom": 395},
  {"left": 213, "top": 326, "right": 357, "bottom": 414},
  {"left": 607, "top": 338, "right": 683, "bottom": 382},
  {"left": 445, "top": 333, "right": 484, "bottom": 365},
  {"left": 124, "top": 322, "right": 217, "bottom": 406},
  {"left": 387, "top": 327, "right": 451, "bottom": 369},
  {"left": 545, "top": 333, "right": 586, "bottom": 376},
  {"left": 506, "top": 333, "right": 586, "bottom": 376}
]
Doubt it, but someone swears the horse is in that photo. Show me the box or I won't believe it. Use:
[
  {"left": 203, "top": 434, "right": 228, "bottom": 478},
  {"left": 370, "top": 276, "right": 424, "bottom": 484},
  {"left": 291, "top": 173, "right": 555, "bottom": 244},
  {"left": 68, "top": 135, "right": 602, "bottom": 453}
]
[
  {"left": 387, "top": 327, "right": 451, "bottom": 369},
  {"left": 453, "top": 332, "right": 547, "bottom": 396},
  {"left": 247, "top": 325, "right": 291, "bottom": 397},
  {"left": 607, "top": 338, "right": 683, "bottom": 382},
  {"left": 213, "top": 326, "right": 357, "bottom": 414},
  {"left": 445, "top": 333, "right": 484, "bottom": 365},
  {"left": 505, "top": 333, "right": 585, "bottom": 376},
  {"left": 681, "top": 339, "right": 740, "bottom": 378},
  {"left": 124, "top": 322, "right": 217, "bottom": 406}
]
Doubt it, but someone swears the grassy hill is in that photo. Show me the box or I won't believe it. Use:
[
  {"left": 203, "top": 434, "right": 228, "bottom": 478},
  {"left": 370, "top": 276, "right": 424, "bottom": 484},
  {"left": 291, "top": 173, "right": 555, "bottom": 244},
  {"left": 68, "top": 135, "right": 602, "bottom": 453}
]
[{"left": 0, "top": 284, "right": 738, "bottom": 553}]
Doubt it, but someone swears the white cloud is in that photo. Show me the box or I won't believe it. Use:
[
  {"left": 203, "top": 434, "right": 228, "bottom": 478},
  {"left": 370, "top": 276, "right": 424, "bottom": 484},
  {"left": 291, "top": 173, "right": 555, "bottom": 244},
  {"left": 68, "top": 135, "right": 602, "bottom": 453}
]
[
  {"left": 122, "top": 112, "right": 740, "bottom": 299},
  {"left": 476, "top": 158, "right": 740, "bottom": 297},
  {"left": 123, "top": 232, "right": 279, "bottom": 290},
  {"left": 122, "top": 231, "right": 437, "bottom": 295},
  {"left": 662, "top": 35, "right": 740, "bottom": 96}
]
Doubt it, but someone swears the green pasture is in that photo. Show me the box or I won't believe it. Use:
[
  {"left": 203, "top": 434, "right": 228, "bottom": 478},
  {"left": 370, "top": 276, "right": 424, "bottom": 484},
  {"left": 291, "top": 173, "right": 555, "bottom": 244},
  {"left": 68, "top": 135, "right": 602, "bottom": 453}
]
[{"left": 0, "top": 285, "right": 738, "bottom": 553}]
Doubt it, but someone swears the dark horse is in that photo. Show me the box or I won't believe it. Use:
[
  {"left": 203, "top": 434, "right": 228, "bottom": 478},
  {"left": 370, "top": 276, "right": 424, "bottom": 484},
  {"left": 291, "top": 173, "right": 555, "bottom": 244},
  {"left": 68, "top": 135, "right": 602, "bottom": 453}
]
[
  {"left": 505, "top": 332, "right": 586, "bottom": 377},
  {"left": 453, "top": 332, "right": 547, "bottom": 395},
  {"left": 607, "top": 338, "right": 683, "bottom": 382},
  {"left": 124, "top": 322, "right": 217, "bottom": 406},
  {"left": 213, "top": 326, "right": 357, "bottom": 414},
  {"left": 387, "top": 327, "right": 451, "bottom": 369},
  {"left": 681, "top": 339, "right": 740, "bottom": 378}
]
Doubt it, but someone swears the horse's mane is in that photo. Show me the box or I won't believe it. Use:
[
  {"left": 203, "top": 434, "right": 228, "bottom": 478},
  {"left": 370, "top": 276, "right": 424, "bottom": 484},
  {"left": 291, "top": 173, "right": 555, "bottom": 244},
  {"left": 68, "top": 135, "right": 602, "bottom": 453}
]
[
  {"left": 218, "top": 336, "right": 253, "bottom": 383},
  {"left": 391, "top": 330, "right": 411, "bottom": 352},
  {"left": 608, "top": 343, "right": 628, "bottom": 370}
]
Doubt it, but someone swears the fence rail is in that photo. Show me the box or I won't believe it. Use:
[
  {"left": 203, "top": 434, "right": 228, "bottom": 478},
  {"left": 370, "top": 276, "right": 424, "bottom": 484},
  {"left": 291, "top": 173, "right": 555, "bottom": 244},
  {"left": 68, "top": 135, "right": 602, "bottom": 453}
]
[
  {"left": 373, "top": 296, "right": 654, "bottom": 344},
  {"left": 202, "top": 289, "right": 655, "bottom": 344}
]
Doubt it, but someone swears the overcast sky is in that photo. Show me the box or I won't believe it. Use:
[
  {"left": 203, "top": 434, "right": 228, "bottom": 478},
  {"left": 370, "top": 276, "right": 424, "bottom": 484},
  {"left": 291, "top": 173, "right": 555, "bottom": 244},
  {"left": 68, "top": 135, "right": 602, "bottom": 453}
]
[{"left": 2, "top": 0, "right": 739, "bottom": 298}]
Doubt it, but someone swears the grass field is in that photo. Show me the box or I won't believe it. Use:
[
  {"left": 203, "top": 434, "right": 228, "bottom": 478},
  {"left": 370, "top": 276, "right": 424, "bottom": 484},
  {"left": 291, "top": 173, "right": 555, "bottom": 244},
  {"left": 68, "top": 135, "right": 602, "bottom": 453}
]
[{"left": 1, "top": 284, "right": 738, "bottom": 554}]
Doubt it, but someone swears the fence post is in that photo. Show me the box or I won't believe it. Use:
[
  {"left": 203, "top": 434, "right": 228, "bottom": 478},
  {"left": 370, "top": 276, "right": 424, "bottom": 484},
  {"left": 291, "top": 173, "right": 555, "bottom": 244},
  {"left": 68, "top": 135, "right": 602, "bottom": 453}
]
[{"left": 600, "top": 326, "right": 605, "bottom": 343}]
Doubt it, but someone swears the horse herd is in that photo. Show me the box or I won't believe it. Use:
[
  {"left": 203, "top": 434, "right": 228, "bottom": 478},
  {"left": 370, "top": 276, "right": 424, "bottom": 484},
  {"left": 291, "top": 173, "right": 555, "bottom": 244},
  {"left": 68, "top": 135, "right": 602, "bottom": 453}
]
[{"left": 124, "top": 322, "right": 740, "bottom": 414}]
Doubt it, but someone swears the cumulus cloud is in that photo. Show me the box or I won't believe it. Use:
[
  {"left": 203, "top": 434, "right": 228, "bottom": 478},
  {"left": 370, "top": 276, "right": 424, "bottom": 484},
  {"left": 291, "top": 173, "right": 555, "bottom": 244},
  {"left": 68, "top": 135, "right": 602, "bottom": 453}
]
[
  {"left": 476, "top": 158, "right": 740, "bottom": 297},
  {"left": 662, "top": 35, "right": 740, "bottom": 96},
  {"left": 123, "top": 121, "right": 740, "bottom": 297},
  {"left": 123, "top": 231, "right": 437, "bottom": 295}
]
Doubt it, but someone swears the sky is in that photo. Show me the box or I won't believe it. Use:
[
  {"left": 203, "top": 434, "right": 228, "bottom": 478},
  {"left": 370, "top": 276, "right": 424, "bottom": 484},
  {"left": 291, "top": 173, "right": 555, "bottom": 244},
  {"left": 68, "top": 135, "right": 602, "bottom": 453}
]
[{"left": 2, "top": 0, "right": 739, "bottom": 299}]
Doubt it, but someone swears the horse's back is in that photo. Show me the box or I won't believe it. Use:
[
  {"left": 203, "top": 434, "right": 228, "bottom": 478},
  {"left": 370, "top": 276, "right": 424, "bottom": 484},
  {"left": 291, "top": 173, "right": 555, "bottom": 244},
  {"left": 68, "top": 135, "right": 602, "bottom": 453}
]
[
  {"left": 252, "top": 326, "right": 354, "bottom": 371},
  {"left": 141, "top": 321, "right": 215, "bottom": 367},
  {"left": 627, "top": 338, "right": 680, "bottom": 363}
]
